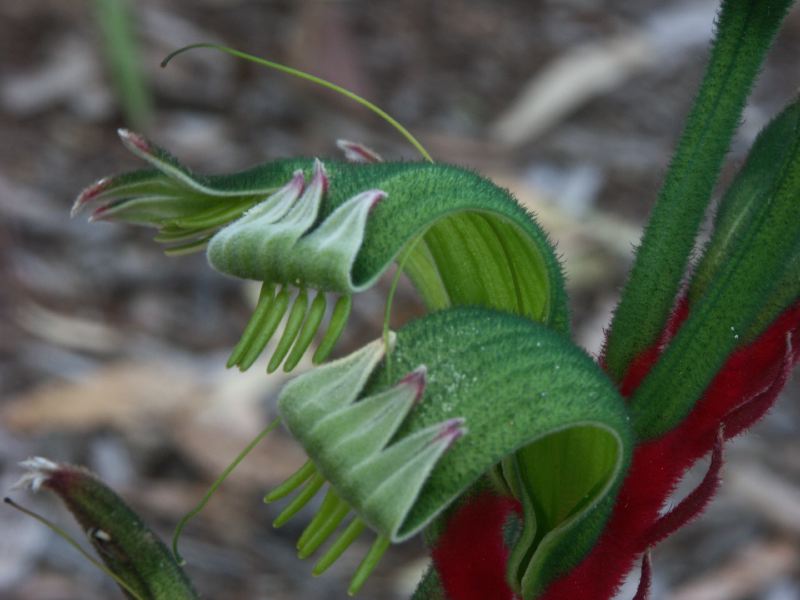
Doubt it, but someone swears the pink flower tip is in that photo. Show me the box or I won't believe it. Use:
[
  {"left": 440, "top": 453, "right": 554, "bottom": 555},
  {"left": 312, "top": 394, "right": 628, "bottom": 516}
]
[
  {"left": 88, "top": 204, "right": 112, "bottom": 222},
  {"left": 117, "top": 128, "right": 151, "bottom": 155},
  {"left": 311, "top": 159, "right": 329, "bottom": 193},
  {"left": 71, "top": 177, "right": 111, "bottom": 217},
  {"left": 400, "top": 365, "right": 428, "bottom": 403},
  {"left": 289, "top": 170, "right": 306, "bottom": 194},
  {"left": 436, "top": 417, "right": 467, "bottom": 450},
  {"left": 336, "top": 139, "right": 384, "bottom": 163},
  {"left": 367, "top": 189, "right": 387, "bottom": 212}
]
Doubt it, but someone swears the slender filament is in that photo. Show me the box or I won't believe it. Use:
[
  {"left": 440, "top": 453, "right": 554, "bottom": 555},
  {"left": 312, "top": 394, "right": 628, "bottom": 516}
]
[
  {"left": 172, "top": 417, "right": 281, "bottom": 565},
  {"left": 4, "top": 498, "right": 146, "bottom": 600},
  {"left": 383, "top": 236, "right": 421, "bottom": 380},
  {"left": 161, "top": 44, "right": 433, "bottom": 163}
]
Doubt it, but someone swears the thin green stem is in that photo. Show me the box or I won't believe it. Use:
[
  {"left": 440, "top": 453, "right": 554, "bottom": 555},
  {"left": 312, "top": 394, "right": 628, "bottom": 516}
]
[
  {"left": 603, "top": 0, "right": 793, "bottom": 382},
  {"left": 5, "top": 498, "right": 146, "bottom": 600},
  {"left": 172, "top": 417, "right": 281, "bottom": 565},
  {"left": 162, "top": 43, "right": 433, "bottom": 163},
  {"left": 383, "top": 236, "right": 422, "bottom": 381}
]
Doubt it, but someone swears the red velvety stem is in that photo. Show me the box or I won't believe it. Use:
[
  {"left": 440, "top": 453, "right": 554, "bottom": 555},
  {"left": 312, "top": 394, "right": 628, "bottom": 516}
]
[
  {"left": 540, "top": 302, "right": 799, "bottom": 600},
  {"left": 617, "top": 296, "right": 690, "bottom": 396},
  {"left": 432, "top": 492, "right": 522, "bottom": 600},
  {"left": 537, "top": 431, "right": 676, "bottom": 599},
  {"left": 722, "top": 331, "right": 795, "bottom": 438},
  {"left": 632, "top": 553, "right": 652, "bottom": 600},
  {"left": 643, "top": 428, "right": 723, "bottom": 547}
]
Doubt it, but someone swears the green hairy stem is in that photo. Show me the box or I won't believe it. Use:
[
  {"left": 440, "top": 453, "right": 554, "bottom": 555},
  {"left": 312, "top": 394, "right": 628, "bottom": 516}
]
[
  {"left": 603, "top": 0, "right": 793, "bottom": 382},
  {"left": 632, "top": 98, "right": 800, "bottom": 439}
]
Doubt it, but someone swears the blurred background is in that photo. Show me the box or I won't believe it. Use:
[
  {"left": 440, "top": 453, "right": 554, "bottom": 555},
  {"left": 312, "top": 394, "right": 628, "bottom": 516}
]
[{"left": 1, "top": 1, "right": 799, "bottom": 598}]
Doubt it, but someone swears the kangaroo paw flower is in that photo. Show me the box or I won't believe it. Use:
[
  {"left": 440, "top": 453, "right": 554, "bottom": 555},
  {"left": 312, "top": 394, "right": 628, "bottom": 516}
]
[
  {"left": 268, "top": 307, "right": 632, "bottom": 596},
  {"left": 11, "top": 458, "right": 197, "bottom": 600}
]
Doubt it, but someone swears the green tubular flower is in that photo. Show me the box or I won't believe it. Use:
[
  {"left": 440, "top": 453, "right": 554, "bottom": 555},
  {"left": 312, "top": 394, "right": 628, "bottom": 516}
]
[
  {"left": 74, "top": 131, "right": 569, "bottom": 373},
  {"left": 267, "top": 307, "right": 633, "bottom": 597},
  {"left": 13, "top": 458, "right": 197, "bottom": 600}
]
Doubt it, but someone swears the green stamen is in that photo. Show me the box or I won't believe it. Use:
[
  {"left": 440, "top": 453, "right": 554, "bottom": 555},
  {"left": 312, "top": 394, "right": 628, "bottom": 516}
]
[
  {"left": 273, "top": 473, "right": 325, "bottom": 528},
  {"left": 297, "top": 498, "right": 351, "bottom": 558},
  {"left": 227, "top": 283, "right": 275, "bottom": 368},
  {"left": 268, "top": 289, "right": 309, "bottom": 373},
  {"left": 312, "top": 518, "right": 367, "bottom": 576},
  {"left": 348, "top": 535, "right": 390, "bottom": 596},
  {"left": 239, "top": 284, "right": 291, "bottom": 370},
  {"left": 264, "top": 460, "right": 317, "bottom": 503},
  {"left": 297, "top": 488, "right": 340, "bottom": 549},
  {"left": 313, "top": 295, "right": 352, "bottom": 364},
  {"left": 284, "top": 292, "right": 328, "bottom": 372}
]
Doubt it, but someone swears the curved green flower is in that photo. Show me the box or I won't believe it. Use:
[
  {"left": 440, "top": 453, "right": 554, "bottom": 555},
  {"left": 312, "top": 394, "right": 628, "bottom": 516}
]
[
  {"left": 74, "top": 130, "right": 569, "bottom": 373},
  {"left": 270, "top": 307, "right": 632, "bottom": 597}
]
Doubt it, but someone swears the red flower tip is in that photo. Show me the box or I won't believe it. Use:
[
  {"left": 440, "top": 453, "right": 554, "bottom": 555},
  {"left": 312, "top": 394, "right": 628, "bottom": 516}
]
[
  {"left": 288, "top": 169, "right": 306, "bottom": 195},
  {"left": 310, "top": 158, "right": 329, "bottom": 194}
]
